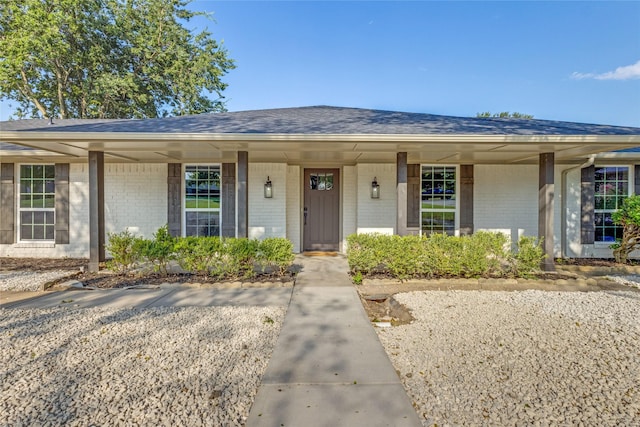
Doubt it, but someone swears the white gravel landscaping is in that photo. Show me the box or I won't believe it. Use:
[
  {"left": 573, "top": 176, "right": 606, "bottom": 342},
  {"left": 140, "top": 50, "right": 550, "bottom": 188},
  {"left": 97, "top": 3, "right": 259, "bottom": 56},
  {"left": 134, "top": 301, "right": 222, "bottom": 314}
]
[
  {"left": 377, "top": 290, "right": 640, "bottom": 426},
  {"left": 0, "top": 270, "right": 75, "bottom": 292},
  {"left": 0, "top": 305, "right": 285, "bottom": 426}
]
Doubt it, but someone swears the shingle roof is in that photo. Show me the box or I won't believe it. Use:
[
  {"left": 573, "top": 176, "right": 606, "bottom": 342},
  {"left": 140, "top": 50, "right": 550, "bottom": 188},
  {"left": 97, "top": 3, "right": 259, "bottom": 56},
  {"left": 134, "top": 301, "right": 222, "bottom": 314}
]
[{"left": 2, "top": 106, "right": 639, "bottom": 136}]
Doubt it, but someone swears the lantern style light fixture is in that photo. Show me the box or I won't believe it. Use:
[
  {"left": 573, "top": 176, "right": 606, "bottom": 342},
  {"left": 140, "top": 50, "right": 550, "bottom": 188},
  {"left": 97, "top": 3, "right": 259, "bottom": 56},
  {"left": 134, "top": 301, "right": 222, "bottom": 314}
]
[
  {"left": 264, "top": 176, "right": 273, "bottom": 198},
  {"left": 371, "top": 177, "right": 380, "bottom": 199}
]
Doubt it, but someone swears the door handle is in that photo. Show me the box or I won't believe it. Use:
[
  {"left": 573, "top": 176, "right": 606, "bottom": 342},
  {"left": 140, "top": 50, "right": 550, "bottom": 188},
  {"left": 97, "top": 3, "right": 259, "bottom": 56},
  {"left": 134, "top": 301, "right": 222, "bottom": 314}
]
[{"left": 304, "top": 207, "right": 308, "bottom": 225}]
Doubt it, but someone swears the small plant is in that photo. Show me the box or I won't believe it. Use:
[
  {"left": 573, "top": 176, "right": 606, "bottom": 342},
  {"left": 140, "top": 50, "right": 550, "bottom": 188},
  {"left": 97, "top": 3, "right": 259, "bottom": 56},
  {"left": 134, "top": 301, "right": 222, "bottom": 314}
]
[
  {"left": 105, "top": 228, "right": 145, "bottom": 274},
  {"left": 258, "top": 237, "right": 295, "bottom": 276},
  {"left": 352, "top": 271, "right": 363, "bottom": 285},
  {"left": 223, "top": 237, "right": 259, "bottom": 279},
  {"left": 174, "top": 236, "right": 222, "bottom": 275},
  {"left": 514, "top": 236, "right": 546, "bottom": 278},
  {"left": 611, "top": 195, "right": 640, "bottom": 263},
  {"left": 140, "top": 225, "right": 176, "bottom": 276}
]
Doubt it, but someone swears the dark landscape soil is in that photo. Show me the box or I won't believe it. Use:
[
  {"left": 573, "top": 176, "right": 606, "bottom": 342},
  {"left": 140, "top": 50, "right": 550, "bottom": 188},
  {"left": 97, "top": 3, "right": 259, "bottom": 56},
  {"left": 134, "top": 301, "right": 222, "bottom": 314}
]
[
  {"left": 1, "top": 257, "right": 636, "bottom": 290},
  {"left": 0, "top": 257, "right": 293, "bottom": 289},
  {"left": 0, "top": 257, "right": 88, "bottom": 272}
]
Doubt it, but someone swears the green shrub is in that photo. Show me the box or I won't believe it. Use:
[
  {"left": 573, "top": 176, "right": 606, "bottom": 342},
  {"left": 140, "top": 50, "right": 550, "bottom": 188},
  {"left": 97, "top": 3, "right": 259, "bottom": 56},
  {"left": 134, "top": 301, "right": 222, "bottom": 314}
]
[
  {"left": 346, "top": 231, "right": 542, "bottom": 280},
  {"left": 514, "top": 236, "right": 546, "bottom": 278},
  {"left": 140, "top": 225, "right": 176, "bottom": 276},
  {"left": 105, "top": 228, "right": 145, "bottom": 274},
  {"left": 222, "top": 237, "right": 259, "bottom": 279},
  {"left": 611, "top": 194, "right": 640, "bottom": 263},
  {"left": 259, "top": 237, "right": 295, "bottom": 276},
  {"left": 461, "top": 231, "right": 510, "bottom": 277},
  {"left": 174, "top": 236, "right": 223, "bottom": 275},
  {"left": 425, "top": 233, "right": 465, "bottom": 276},
  {"left": 385, "top": 234, "right": 423, "bottom": 280},
  {"left": 346, "top": 233, "right": 386, "bottom": 274}
]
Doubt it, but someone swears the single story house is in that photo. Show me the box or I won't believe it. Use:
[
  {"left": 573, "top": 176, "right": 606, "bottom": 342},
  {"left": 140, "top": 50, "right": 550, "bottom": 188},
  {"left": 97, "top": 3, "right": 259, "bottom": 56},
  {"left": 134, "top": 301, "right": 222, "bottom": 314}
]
[{"left": 1, "top": 106, "right": 640, "bottom": 271}]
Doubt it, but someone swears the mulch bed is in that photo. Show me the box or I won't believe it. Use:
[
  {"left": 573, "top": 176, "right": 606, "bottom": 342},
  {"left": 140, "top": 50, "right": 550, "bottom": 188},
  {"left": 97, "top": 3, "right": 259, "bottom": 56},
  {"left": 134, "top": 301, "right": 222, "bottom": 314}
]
[
  {"left": 1, "top": 257, "right": 637, "bottom": 290},
  {"left": 0, "top": 258, "right": 294, "bottom": 289}
]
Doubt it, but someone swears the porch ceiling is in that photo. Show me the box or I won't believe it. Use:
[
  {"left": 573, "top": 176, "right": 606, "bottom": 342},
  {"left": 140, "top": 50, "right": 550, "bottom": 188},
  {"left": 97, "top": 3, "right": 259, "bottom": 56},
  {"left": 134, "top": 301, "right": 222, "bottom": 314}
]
[{"left": 1, "top": 132, "right": 640, "bottom": 164}]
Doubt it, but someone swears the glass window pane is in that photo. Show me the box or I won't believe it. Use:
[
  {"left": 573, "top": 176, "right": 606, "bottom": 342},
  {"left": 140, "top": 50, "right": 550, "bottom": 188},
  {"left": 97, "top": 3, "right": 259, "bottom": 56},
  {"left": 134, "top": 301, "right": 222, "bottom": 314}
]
[
  {"left": 45, "top": 225, "right": 55, "bottom": 240},
  {"left": 184, "top": 165, "right": 221, "bottom": 211},
  {"left": 44, "top": 195, "right": 55, "bottom": 208},
  {"left": 33, "top": 225, "right": 45, "bottom": 240},
  {"left": 594, "top": 166, "right": 628, "bottom": 243},
  {"left": 20, "top": 180, "right": 31, "bottom": 194},
  {"left": 21, "top": 211, "right": 33, "bottom": 224},
  {"left": 34, "top": 211, "right": 45, "bottom": 224},
  {"left": 31, "top": 197, "right": 44, "bottom": 208},
  {"left": 33, "top": 165, "right": 44, "bottom": 178},
  {"left": 325, "top": 174, "right": 334, "bottom": 190},
  {"left": 185, "top": 212, "right": 219, "bottom": 237},
  {"left": 19, "top": 164, "right": 56, "bottom": 241},
  {"left": 44, "top": 165, "right": 55, "bottom": 179},
  {"left": 421, "top": 165, "right": 457, "bottom": 235},
  {"left": 33, "top": 181, "right": 44, "bottom": 193},
  {"left": 21, "top": 225, "right": 33, "bottom": 240},
  {"left": 20, "top": 195, "right": 32, "bottom": 208}
]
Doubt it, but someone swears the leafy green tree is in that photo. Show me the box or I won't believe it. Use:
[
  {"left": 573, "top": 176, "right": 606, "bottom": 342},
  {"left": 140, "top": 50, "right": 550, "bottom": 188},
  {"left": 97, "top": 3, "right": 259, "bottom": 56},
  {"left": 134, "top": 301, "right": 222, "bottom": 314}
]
[
  {"left": 611, "top": 195, "right": 640, "bottom": 263},
  {"left": 0, "top": 0, "right": 234, "bottom": 119},
  {"left": 476, "top": 112, "right": 534, "bottom": 119}
]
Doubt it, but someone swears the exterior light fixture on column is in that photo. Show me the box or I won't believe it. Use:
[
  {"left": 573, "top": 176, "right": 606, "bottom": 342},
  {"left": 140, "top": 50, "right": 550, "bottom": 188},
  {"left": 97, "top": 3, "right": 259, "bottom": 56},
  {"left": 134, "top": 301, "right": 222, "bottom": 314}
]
[
  {"left": 371, "top": 177, "right": 380, "bottom": 199},
  {"left": 264, "top": 176, "right": 273, "bottom": 198}
]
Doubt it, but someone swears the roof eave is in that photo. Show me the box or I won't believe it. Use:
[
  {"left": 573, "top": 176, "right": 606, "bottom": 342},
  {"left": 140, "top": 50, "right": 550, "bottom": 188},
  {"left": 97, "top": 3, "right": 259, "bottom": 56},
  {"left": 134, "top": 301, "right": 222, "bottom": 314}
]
[{"left": 2, "top": 131, "right": 640, "bottom": 144}]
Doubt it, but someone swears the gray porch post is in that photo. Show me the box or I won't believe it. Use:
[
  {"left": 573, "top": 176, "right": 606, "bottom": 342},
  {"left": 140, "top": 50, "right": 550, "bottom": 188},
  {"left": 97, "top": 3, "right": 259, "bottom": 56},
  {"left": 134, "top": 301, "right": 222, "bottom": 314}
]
[
  {"left": 459, "top": 165, "right": 474, "bottom": 236},
  {"left": 89, "top": 151, "right": 105, "bottom": 272},
  {"left": 237, "top": 151, "right": 248, "bottom": 238},
  {"left": 539, "top": 153, "right": 555, "bottom": 271},
  {"left": 397, "top": 152, "right": 408, "bottom": 235},
  {"left": 167, "top": 163, "right": 182, "bottom": 238}
]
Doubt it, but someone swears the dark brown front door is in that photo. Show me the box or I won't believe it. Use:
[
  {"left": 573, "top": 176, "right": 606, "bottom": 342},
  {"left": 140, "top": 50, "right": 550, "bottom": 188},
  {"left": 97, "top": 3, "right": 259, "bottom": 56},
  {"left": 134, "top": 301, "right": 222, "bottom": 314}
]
[{"left": 303, "top": 169, "right": 340, "bottom": 251}]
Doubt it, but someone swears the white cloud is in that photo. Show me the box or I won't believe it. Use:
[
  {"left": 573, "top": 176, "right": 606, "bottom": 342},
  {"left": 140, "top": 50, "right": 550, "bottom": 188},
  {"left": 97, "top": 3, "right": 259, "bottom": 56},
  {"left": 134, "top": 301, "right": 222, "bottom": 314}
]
[{"left": 571, "top": 60, "right": 640, "bottom": 80}]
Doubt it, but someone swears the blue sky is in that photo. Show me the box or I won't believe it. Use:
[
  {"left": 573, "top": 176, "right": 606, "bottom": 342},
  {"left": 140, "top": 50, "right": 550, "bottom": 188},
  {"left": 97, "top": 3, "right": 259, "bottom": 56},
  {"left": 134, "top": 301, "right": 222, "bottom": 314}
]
[{"left": 2, "top": 1, "right": 639, "bottom": 126}]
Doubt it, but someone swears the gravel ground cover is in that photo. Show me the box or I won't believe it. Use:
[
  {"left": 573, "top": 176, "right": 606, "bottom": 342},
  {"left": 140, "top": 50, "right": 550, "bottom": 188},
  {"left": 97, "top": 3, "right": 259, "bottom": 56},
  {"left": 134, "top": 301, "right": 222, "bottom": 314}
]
[
  {"left": 377, "top": 290, "right": 640, "bottom": 426},
  {"left": 0, "top": 305, "right": 285, "bottom": 426},
  {"left": 0, "top": 270, "right": 76, "bottom": 292},
  {"left": 607, "top": 275, "right": 640, "bottom": 289}
]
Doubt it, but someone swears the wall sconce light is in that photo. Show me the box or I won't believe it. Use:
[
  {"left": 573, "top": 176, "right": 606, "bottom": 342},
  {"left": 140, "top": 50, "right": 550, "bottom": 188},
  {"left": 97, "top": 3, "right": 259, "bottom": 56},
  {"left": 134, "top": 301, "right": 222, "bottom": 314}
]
[
  {"left": 371, "top": 177, "right": 380, "bottom": 199},
  {"left": 264, "top": 176, "right": 273, "bottom": 198}
]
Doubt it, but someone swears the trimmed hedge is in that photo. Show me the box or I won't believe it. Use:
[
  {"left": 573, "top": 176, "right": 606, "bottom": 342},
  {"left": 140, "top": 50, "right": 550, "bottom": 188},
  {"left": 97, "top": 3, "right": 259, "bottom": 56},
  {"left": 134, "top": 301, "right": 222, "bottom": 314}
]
[
  {"left": 346, "top": 232, "right": 545, "bottom": 279},
  {"left": 105, "top": 226, "right": 295, "bottom": 279}
]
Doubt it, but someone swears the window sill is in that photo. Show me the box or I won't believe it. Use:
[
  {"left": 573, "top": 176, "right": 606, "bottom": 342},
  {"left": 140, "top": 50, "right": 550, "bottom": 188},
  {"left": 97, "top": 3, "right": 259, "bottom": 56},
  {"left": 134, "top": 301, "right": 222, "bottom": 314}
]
[{"left": 15, "top": 242, "right": 56, "bottom": 248}]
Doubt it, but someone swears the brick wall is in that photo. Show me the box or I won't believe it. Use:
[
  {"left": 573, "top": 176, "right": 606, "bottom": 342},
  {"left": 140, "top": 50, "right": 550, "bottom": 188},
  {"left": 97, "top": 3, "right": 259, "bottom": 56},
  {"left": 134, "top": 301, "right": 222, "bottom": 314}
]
[
  {"left": 342, "top": 166, "right": 357, "bottom": 250},
  {"left": 104, "top": 164, "right": 167, "bottom": 239},
  {"left": 286, "top": 165, "right": 301, "bottom": 252},
  {"left": 0, "top": 163, "right": 167, "bottom": 258},
  {"left": 248, "top": 163, "right": 287, "bottom": 240},
  {"left": 356, "top": 164, "right": 396, "bottom": 235},
  {"left": 475, "top": 165, "right": 538, "bottom": 247}
]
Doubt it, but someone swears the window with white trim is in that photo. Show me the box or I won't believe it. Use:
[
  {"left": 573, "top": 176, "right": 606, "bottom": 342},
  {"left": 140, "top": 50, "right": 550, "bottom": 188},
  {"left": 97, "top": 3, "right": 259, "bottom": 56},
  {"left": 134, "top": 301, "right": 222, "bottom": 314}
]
[
  {"left": 19, "top": 165, "right": 55, "bottom": 241},
  {"left": 594, "top": 166, "right": 629, "bottom": 243},
  {"left": 184, "top": 165, "right": 221, "bottom": 237},
  {"left": 421, "top": 165, "right": 457, "bottom": 235}
]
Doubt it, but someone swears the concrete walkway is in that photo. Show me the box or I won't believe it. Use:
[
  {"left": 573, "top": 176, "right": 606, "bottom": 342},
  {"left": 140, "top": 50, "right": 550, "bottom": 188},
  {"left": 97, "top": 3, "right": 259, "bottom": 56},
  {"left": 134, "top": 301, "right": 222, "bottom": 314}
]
[
  {"left": 2, "top": 286, "right": 293, "bottom": 310},
  {"left": 246, "top": 255, "right": 422, "bottom": 426}
]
